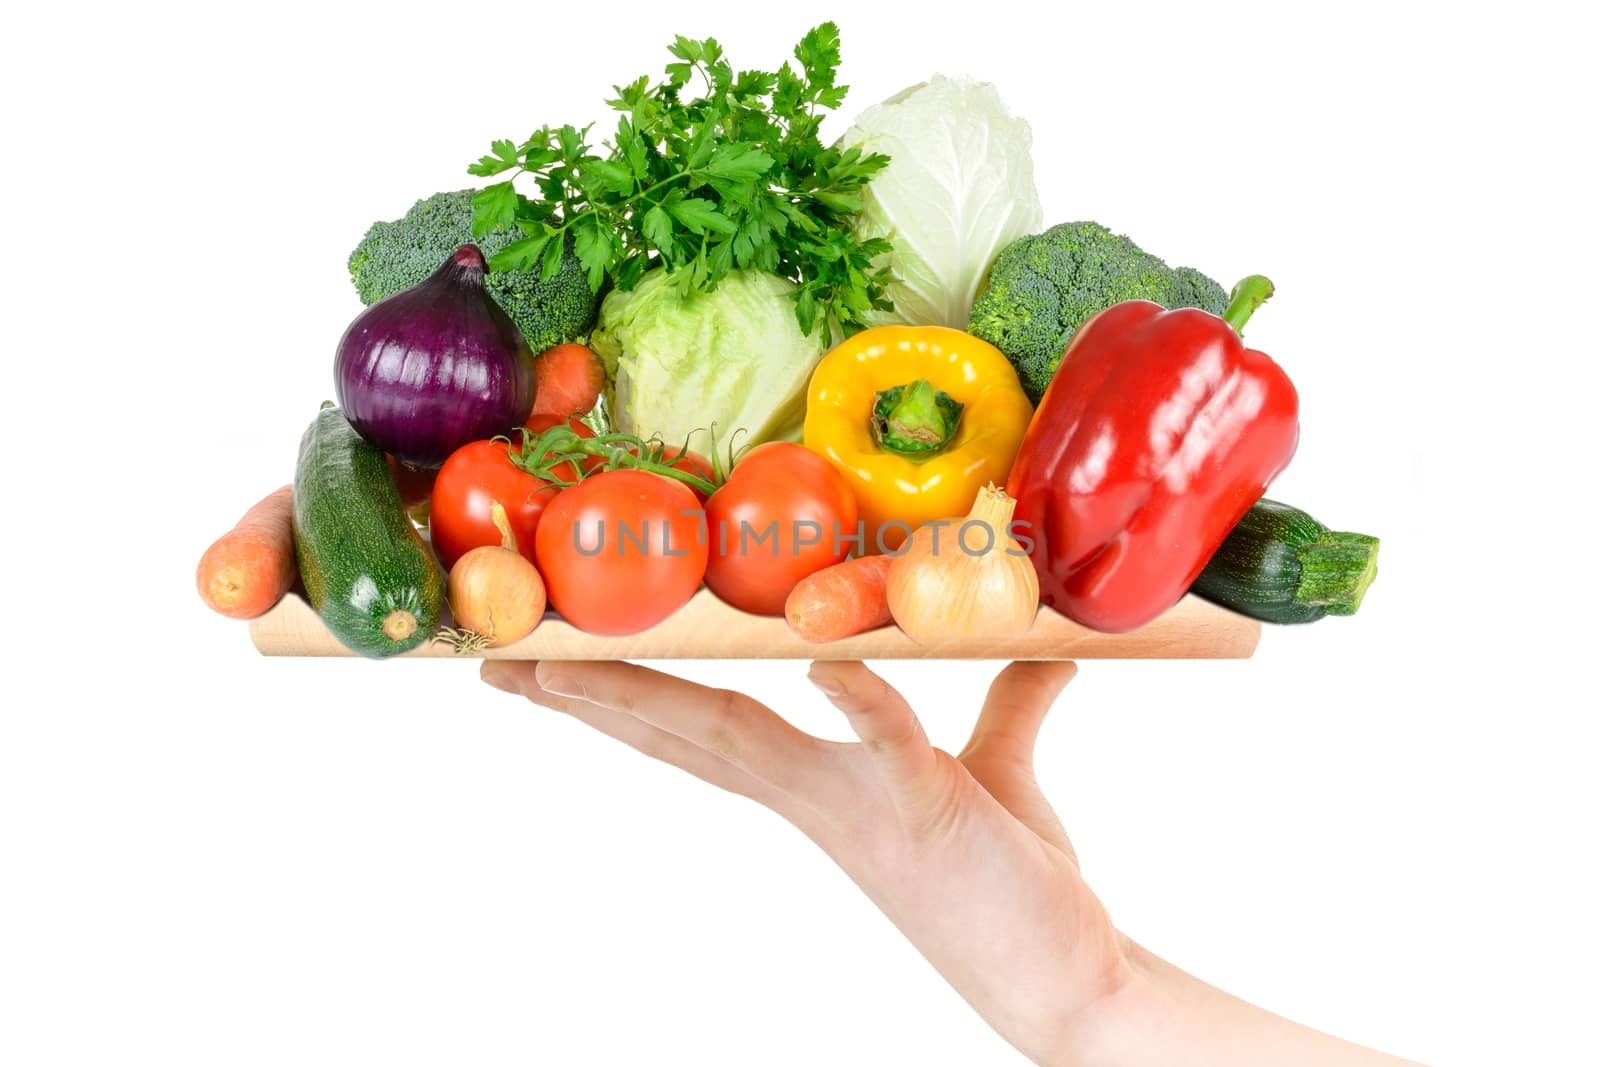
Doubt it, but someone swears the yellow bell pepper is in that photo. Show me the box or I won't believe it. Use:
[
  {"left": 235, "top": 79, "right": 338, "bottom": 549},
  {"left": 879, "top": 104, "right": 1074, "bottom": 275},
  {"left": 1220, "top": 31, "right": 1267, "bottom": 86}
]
[{"left": 803, "top": 325, "right": 1033, "bottom": 552}]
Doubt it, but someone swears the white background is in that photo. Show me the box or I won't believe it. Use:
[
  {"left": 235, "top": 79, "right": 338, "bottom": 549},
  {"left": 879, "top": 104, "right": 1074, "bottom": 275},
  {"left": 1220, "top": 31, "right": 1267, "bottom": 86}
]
[{"left": 3, "top": 1, "right": 1597, "bottom": 1064}]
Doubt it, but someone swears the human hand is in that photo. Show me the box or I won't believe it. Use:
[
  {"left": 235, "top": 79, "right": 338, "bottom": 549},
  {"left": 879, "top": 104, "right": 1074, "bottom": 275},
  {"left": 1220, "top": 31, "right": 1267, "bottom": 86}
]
[
  {"left": 481, "top": 659, "right": 1422, "bottom": 1067},
  {"left": 480, "top": 657, "right": 1118, "bottom": 1060}
]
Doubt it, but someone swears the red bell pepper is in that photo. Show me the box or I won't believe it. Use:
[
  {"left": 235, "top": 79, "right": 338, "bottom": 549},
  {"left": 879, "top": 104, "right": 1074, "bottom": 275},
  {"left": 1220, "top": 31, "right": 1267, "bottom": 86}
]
[{"left": 1005, "top": 276, "right": 1299, "bottom": 633}]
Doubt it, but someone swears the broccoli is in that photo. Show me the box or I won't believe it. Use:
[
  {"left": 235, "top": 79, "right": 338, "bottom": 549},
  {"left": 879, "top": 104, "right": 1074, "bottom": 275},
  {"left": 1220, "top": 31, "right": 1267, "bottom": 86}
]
[
  {"left": 347, "top": 190, "right": 598, "bottom": 352},
  {"left": 966, "top": 221, "right": 1229, "bottom": 401}
]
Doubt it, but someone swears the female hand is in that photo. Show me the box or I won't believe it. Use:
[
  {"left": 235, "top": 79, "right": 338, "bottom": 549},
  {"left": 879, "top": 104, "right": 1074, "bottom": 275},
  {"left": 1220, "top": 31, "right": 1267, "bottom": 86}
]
[{"left": 481, "top": 659, "right": 1421, "bottom": 1067}]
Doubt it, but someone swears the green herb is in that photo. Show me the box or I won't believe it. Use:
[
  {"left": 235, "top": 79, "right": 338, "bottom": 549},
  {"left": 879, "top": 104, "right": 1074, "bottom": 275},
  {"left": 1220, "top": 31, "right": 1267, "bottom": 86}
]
[{"left": 467, "top": 23, "right": 894, "bottom": 335}]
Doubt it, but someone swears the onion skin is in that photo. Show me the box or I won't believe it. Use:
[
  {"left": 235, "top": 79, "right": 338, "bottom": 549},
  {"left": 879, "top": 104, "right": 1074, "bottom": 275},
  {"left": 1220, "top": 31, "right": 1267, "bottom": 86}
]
[
  {"left": 886, "top": 484, "right": 1040, "bottom": 646},
  {"left": 448, "top": 547, "right": 547, "bottom": 648},
  {"left": 336, "top": 244, "right": 537, "bottom": 469}
]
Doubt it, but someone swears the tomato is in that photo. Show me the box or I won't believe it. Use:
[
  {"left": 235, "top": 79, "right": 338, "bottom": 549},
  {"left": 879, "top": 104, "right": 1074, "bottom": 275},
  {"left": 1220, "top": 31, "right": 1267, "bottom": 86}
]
[
  {"left": 430, "top": 439, "right": 562, "bottom": 572},
  {"left": 534, "top": 470, "right": 708, "bottom": 635},
  {"left": 658, "top": 445, "right": 715, "bottom": 502},
  {"left": 703, "top": 442, "right": 859, "bottom": 616},
  {"left": 522, "top": 412, "right": 596, "bottom": 439}
]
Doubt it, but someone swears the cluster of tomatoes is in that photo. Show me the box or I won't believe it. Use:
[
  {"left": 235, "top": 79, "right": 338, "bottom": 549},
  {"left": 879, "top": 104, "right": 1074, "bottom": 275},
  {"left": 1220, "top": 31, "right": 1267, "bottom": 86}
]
[{"left": 399, "top": 413, "right": 859, "bottom": 636}]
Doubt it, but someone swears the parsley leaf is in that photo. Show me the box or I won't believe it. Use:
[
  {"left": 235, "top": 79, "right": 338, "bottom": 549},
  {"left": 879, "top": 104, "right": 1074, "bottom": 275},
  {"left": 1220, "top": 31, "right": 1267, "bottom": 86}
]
[
  {"left": 468, "top": 22, "right": 893, "bottom": 334},
  {"left": 641, "top": 205, "right": 675, "bottom": 253},
  {"left": 468, "top": 139, "right": 522, "bottom": 177},
  {"left": 667, "top": 198, "right": 737, "bottom": 235},
  {"left": 471, "top": 181, "right": 521, "bottom": 238},
  {"left": 706, "top": 143, "right": 774, "bottom": 184}
]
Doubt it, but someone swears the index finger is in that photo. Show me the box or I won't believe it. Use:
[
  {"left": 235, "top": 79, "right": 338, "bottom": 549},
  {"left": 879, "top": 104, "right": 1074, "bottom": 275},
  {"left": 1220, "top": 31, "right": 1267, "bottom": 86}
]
[
  {"left": 807, "top": 661, "right": 938, "bottom": 804},
  {"left": 533, "top": 661, "right": 833, "bottom": 796}
]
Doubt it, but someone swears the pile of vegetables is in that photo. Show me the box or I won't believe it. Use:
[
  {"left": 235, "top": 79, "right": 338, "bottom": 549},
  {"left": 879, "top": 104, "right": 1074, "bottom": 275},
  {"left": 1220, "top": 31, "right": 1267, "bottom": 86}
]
[{"left": 196, "top": 23, "right": 1381, "bottom": 658}]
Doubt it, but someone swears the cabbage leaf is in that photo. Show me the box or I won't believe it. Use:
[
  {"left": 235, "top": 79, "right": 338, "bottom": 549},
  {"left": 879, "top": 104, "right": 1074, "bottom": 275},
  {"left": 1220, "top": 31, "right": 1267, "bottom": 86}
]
[
  {"left": 839, "top": 75, "right": 1043, "bottom": 329},
  {"left": 590, "top": 268, "right": 829, "bottom": 450}
]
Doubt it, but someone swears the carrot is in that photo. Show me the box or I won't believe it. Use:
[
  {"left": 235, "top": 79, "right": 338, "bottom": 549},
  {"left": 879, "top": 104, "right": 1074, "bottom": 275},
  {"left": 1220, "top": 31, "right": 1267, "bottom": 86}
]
[
  {"left": 196, "top": 486, "right": 297, "bottom": 619},
  {"left": 528, "top": 342, "right": 606, "bottom": 420},
  {"left": 785, "top": 555, "right": 897, "bottom": 644}
]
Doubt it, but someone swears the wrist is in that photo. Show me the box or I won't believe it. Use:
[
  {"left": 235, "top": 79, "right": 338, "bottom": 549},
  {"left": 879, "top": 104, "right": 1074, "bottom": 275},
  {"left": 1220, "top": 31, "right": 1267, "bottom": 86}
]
[
  {"left": 1048, "top": 935, "right": 1426, "bottom": 1067},
  {"left": 1037, "top": 933, "right": 1231, "bottom": 1067},
  {"left": 1044, "top": 950, "right": 1183, "bottom": 1067}
]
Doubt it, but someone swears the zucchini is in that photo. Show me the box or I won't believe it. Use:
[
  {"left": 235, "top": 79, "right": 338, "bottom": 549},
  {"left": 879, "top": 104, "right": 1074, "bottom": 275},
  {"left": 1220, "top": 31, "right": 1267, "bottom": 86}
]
[
  {"left": 1191, "top": 499, "right": 1379, "bottom": 625},
  {"left": 292, "top": 405, "right": 444, "bottom": 658}
]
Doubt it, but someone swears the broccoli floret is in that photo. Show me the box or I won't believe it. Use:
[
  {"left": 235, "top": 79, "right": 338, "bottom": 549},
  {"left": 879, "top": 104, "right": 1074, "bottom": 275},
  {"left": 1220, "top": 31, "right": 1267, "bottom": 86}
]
[
  {"left": 1170, "top": 265, "right": 1229, "bottom": 316},
  {"left": 347, "top": 190, "right": 598, "bottom": 352},
  {"left": 967, "top": 221, "right": 1230, "bottom": 401}
]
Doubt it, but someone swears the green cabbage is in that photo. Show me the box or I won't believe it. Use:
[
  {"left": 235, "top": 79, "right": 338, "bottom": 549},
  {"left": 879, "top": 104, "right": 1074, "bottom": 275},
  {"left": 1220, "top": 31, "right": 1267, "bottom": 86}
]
[
  {"left": 590, "top": 268, "right": 829, "bottom": 449},
  {"left": 839, "top": 75, "right": 1043, "bottom": 329}
]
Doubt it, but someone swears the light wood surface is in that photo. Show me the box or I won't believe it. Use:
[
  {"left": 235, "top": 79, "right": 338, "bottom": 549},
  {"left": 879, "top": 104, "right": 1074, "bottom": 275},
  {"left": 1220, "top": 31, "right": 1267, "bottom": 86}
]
[{"left": 248, "top": 590, "right": 1260, "bottom": 660}]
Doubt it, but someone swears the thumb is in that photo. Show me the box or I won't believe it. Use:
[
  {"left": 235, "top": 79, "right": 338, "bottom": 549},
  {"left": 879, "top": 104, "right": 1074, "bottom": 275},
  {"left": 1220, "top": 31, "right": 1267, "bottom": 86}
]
[
  {"left": 961, "top": 661, "right": 1078, "bottom": 774},
  {"left": 958, "top": 662, "right": 1079, "bottom": 857}
]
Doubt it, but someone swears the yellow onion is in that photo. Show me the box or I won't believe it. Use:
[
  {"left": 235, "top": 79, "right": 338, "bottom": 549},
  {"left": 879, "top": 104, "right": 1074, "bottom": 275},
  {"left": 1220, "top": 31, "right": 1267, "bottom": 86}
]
[
  {"left": 439, "top": 501, "right": 546, "bottom": 651},
  {"left": 886, "top": 484, "right": 1039, "bottom": 645}
]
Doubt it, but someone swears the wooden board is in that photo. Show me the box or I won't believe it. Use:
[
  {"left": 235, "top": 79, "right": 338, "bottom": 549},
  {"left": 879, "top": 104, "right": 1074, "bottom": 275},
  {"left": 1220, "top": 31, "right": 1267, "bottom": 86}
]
[{"left": 248, "top": 590, "right": 1260, "bottom": 660}]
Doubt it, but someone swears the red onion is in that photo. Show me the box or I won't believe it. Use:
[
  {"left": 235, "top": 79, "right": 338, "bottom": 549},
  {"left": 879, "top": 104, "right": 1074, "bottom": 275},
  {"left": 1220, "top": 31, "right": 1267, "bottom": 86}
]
[{"left": 335, "top": 244, "right": 536, "bottom": 469}]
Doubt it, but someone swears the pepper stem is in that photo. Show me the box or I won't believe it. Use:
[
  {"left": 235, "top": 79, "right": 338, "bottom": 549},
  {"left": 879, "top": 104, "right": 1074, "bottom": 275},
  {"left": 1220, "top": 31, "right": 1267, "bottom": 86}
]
[
  {"left": 1292, "top": 531, "right": 1380, "bottom": 616},
  {"left": 871, "top": 380, "right": 964, "bottom": 459},
  {"left": 889, "top": 380, "right": 948, "bottom": 443},
  {"left": 1222, "top": 275, "right": 1276, "bottom": 334}
]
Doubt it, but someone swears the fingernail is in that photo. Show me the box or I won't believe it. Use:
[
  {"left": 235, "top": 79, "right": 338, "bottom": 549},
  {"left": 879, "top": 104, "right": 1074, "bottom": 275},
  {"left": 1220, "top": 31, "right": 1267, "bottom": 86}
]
[
  {"left": 808, "top": 669, "right": 843, "bottom": 697},
  {"left": 480, "top": 663, "right": 522, "bottom": 695},
  {"left": 538, "top": 671, "right": 581, "bottom": 698}
]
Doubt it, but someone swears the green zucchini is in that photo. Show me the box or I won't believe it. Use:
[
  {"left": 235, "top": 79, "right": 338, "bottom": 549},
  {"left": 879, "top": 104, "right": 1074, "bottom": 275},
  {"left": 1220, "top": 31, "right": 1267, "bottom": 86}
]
[
  {"left": 1191, "top": 499, "right": 1379, "bottom": 625},
  {"left": 292, "top": 405, "right": 444, "bottom": 658}
]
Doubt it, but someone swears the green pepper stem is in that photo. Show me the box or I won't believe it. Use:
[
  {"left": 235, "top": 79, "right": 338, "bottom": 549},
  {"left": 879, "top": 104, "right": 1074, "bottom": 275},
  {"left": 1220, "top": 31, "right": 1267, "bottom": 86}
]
[
  {"left": 1222, "top": 275, "right": 1275, "bottom": 334},
  {"left": 1292, "top": 531, "right": 1380, "bottom": 616},
  {"left": 888, "top": 380, "right": 948, "bottom": 444},
  {"left": 871, "top": 380, "right": 964, "bottom": 460}
]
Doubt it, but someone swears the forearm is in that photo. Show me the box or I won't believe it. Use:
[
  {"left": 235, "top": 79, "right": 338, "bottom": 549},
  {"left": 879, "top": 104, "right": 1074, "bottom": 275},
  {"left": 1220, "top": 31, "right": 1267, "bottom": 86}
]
[{"left": 1050, "top": 938, "right": 1426, "bottom": 1067}]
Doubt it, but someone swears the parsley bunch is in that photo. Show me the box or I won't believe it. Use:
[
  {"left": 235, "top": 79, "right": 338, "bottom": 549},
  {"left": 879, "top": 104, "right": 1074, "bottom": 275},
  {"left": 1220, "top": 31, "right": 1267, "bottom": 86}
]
[{"left": 467, "top": 23, "right": 893, "bottom": 335}]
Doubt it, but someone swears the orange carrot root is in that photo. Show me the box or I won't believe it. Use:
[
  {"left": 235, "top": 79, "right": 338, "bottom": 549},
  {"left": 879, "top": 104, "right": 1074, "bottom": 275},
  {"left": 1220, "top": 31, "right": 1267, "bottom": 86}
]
[
  {"left": 196, "top": 486, "right": 297, "bottom": 619},
  {"left": 785, "top": 554, "right": 896, "bottom": 644},
  {"left": 529, "top": 342, "right": 606, "bottom": 419}
]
